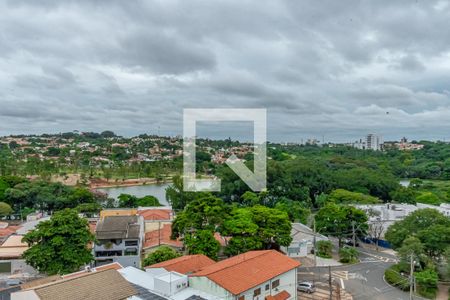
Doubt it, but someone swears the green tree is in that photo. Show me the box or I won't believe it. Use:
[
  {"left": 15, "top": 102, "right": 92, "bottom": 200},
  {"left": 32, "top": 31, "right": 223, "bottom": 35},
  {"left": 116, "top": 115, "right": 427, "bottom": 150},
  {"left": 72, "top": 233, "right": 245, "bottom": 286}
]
[
  {"left": 22, "top": 209, "right": 95, "bottom": 275},
  {"left": 328, "top": 189, "right": 381, "bottom": 204},
  {"left": 385, "top": 208, "right": 450, "bottom": 250},
  {"left": 417, "top": 224, "right": 450, "bottom": 259},
  {"left": 171, "top": 194, "right": 226, "bottom": 238},
  {"left": 143, "top": 246, "right": 180, "bottom": 267},
  {"left": 274, "top": 198, "right": 310, "bottom": 224},
  {"left": 389, "top": 187, "right": 417, "bottom": 204},
  {"left": 221, "top": 205, "right": 292, "bottom": 255},
  {"left": 339, "top": 246, "right": 359, "bottom": 263},
  {"left": 315, "top": 203, "right": 368, "bottom": 247},
  {"left": 184, "top": 230, "right": 220, "bottom": 260},
  {"left": 0, "top": 202, "right": 12, "bottom": 216},
  {"left": 137, "top": 195, "right": 161, "bottom": 207},
  {"left": 397, "top": 236, "right": 429, "bottom": 269},
  {"left": 415, "top": 192, "right": 441, "bottom": 205},
  {"left": 316, "top": 240, "right": 333, "bottom": 258}
]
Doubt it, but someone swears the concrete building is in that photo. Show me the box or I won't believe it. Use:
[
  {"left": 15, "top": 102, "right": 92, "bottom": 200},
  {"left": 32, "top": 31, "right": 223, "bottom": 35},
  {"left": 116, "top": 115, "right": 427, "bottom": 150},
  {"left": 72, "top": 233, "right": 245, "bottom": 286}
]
[
  {"left": 189, "top": 250, "right": 300, "bottom": 300},
  {"left": 0, "top": 235, "right": 38, "bottom": 276},
  {"left": 353, "top": 134, "right": 383, "bottom": 151},
  {"left": 282, "top": 223, "right": 328, "bottom": 258},
  {"left": 354, "top": 203, "right": 450, "bottom": 241},
  {"left": 94, "top": 215, "right": 144, "bottom": 268}
]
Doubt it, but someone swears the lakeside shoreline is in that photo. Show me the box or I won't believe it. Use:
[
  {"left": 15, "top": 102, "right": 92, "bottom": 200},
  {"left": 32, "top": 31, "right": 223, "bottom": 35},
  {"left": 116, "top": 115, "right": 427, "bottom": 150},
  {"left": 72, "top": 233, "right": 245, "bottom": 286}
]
[{"left": 89, "top": 178, "right": 173, "bottom": 189}]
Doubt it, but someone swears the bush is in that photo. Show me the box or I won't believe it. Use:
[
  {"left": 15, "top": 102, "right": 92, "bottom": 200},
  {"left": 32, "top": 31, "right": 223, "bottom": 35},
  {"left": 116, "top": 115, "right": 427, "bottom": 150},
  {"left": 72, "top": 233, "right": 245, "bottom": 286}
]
[
  {"left": 415, "top": 269, "right": 438, "bottom": 299},
  {"left": 143, "top": 246, "right": 180, "bottom": 267},
  {"left": 384, "top": 264, "right": 410, "bottom": 291},
  {"left": 339, "top": 246, "right": 359, "bottom": 263},
  {"left": 316, "top": 240, "right": 333, "bottom": 258}
]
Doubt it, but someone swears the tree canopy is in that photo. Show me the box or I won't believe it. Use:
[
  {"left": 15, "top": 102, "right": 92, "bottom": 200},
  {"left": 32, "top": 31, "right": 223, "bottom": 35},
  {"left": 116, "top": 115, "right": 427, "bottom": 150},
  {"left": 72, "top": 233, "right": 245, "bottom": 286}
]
[
  {"left": 22, "top": 209, "right": 95, "bottom": 275},
  {"left": 143, "top": 246, "right": 180, "bottom": 267}
]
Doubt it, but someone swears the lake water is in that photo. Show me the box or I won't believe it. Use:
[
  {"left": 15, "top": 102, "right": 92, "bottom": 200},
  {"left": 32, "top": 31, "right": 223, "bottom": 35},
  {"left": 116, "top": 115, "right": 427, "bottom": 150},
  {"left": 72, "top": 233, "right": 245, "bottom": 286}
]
[
  {"left": 399, "top": 179, "right": 410, "bottom": 187},
  {"left": 96, "top": 183, "right": 171, "bottom": 206}
]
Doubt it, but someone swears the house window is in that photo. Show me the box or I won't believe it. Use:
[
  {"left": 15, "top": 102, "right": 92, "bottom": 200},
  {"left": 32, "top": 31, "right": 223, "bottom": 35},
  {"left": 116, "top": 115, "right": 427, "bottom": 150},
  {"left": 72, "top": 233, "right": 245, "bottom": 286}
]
[
  {"left": 265, "top": 284, "right": 269, "bottom": 291},
  {"left": 125, "top": 240, "right": 138, "bottom": 246},
  {"left": 272, "top": 279, "right": 280, "bottom": 289},
  {"left": 253, "top": 288, "right": 261, "bottom": 297},
  {"left": 238, "top": 296, "right": 245, "bottom": 300},
  {"left": 124, "top": 248, "right": 138, "bottom": 256}
]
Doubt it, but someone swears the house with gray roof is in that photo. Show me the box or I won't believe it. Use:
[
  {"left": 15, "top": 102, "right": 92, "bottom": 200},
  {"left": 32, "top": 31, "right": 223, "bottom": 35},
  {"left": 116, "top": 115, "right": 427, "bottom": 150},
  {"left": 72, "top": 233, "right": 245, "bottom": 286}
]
[{"left": 94, "top": 215, "right": 144, "bottom": 268}]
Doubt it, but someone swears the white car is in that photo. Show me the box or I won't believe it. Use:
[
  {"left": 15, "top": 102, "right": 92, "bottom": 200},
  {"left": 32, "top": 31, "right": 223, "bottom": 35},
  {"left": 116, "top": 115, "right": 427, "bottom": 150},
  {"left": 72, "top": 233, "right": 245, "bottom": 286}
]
[{"left": 297, "top": 281, "right": 316, "bottom": 293}]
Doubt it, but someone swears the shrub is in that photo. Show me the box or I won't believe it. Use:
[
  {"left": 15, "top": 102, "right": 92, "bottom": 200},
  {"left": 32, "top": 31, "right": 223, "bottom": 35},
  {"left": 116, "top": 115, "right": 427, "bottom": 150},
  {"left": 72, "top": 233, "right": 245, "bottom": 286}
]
[
  {"left": 415, "top": 269, "right": 438, "bottom": 299},
  {"left": 384, "top": 264, "right": 410, "bottom": 291},
  {"left": 316, "top": 240, "right": 333, "bottom": 258},
  {"left": 143, "top": 246, "right": 180, "bottom": 267},
  {"left": 339, "top": 246, "right": 359, "bottom": 263}
]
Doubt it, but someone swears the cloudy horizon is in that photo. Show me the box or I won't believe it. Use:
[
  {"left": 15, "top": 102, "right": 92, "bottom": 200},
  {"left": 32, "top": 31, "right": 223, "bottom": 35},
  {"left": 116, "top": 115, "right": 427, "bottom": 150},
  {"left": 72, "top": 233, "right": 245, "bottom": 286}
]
[{"left": 2, "top": 0, "right": 450, "bottom": 142}]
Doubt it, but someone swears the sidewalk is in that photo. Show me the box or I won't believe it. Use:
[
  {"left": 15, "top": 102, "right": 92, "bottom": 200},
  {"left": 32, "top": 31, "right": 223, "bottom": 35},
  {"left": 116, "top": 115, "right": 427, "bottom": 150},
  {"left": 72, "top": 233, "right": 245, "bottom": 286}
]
[{"left": 437, "top": 283, "right": 449, "bottom": 300}]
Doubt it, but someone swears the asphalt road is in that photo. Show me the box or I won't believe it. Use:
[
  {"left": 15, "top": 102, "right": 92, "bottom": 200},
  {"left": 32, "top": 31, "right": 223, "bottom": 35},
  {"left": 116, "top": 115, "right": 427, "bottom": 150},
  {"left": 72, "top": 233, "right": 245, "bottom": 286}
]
[{"left": 298, "top": 247, "right": 413, "bottom": 300}]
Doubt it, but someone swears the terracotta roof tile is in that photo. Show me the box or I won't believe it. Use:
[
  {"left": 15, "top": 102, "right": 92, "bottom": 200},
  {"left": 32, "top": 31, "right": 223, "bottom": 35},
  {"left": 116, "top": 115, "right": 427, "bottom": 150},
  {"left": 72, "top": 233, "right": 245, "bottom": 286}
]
[
  {"left": 191, "top": 250, "right": 300, "bottom": 295},
  {"left": 138, "top": 209, "right": 173, "bottom": 221},
  {"left": 146, "top": 254, "right": 216, "bottom": 274},
  {"left": 143, "top": 224, "right": 183, "bottom": 249},
  {"left": 266, "top": 290, "right": 290, "bottom": 300}
]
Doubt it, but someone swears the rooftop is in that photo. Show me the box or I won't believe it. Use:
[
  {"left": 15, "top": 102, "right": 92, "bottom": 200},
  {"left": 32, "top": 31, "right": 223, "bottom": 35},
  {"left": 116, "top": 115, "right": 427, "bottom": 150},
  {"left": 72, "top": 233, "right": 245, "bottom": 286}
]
[
  {"left": 146, "top": 254, "right": 215, "bottom": 275},
  {"left": 191, "top": 250, "right": 300, "bottom": 295},
  {"left": 138, "top": 208, "right": 173, "bottom": 221},
  {"left": 0, "top": 235, "right": 28, "bottom": 259},
  {"left": 95, "top": 215, "right": 140, "bottom": 240},
  {"left": 143, "top": 224, "right": 183, "bottom": 249},
  {"left": 31, "top": 269, "right": 137, "bottom": 300}
]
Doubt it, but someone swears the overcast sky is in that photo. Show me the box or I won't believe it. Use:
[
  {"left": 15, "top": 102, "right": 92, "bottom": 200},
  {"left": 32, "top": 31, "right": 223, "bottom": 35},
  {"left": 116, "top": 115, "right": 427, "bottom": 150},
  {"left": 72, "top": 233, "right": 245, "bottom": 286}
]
[{"left": 1, "top": 0, "right": 450, "bottom": 142}]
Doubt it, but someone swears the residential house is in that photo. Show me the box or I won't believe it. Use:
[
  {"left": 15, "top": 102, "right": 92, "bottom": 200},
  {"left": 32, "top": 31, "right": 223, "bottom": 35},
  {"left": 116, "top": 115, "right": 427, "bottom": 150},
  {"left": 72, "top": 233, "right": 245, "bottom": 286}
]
[
  {"left": 145, "top": 254, "right": 215, "bottom": 275},
  {"left": 282, "top": 223, "right": 328, "bottom": 258},
  {"left": 0, "top": 235, "right": 37, "bottom": 276},
  {"left": 94, "top": 215, "right": 144, "bottom": 268},
  {"left": 189, "top": 250, "right": 300, "bottom": 300}
]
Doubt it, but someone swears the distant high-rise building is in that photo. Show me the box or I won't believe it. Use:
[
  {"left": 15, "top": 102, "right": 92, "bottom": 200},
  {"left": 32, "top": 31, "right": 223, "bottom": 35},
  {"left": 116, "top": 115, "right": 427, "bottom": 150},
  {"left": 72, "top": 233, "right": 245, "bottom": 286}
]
[{"left": 353, "top": 134, "right": 383, "bottom": 151}]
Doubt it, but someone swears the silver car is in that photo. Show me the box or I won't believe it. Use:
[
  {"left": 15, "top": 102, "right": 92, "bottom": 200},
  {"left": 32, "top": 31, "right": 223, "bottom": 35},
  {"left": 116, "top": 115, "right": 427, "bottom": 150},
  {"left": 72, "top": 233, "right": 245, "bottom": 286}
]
[{"left": 297, "top": 281, "right": 316, "bottom": 293}]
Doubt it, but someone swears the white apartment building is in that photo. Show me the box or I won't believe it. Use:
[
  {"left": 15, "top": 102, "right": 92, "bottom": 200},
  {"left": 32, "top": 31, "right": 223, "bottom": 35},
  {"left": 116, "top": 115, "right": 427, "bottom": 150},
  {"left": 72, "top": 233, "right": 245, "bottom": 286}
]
[{"left": 353, "top": 134, "right": 383, "bottom": 151}]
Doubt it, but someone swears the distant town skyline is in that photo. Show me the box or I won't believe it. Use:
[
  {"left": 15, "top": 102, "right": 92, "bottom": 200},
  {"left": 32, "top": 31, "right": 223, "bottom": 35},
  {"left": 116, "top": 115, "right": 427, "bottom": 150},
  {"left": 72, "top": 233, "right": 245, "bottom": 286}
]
[{"left": 2, "top": 1, "right": 450, "bottom": 142}]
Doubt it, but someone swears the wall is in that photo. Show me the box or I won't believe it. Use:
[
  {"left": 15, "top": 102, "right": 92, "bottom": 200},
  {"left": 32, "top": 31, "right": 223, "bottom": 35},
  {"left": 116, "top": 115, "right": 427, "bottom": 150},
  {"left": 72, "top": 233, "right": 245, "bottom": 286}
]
[
  {"left": 190, "top": 270, "right": 298, "bottom": 300},
  {"left": 189, "top": 276, "right": 233, "bottom": 299}
]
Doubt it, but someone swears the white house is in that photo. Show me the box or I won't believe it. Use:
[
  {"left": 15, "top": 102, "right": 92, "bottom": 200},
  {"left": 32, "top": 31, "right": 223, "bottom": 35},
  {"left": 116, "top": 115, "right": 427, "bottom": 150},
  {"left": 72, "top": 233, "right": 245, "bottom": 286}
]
[{"left": 189, "top": 250, "right": 300, "bottom": 300}]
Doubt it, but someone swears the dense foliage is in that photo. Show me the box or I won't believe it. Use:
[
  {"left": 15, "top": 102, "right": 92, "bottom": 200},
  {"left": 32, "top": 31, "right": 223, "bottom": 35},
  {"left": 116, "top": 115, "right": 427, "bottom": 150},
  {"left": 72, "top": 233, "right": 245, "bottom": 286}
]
[
  {"left": 143, "top": 246, "right": 181, "bottom": 267},
  {"left": 22, "top": 209, "right": 95, "bottom": 275}
]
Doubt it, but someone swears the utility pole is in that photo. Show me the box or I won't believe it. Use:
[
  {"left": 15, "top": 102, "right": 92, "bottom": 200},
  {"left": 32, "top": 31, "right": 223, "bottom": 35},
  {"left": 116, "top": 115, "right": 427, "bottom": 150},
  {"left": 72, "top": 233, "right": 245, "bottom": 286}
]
[
  {"left": 352, "top": 221, "right": 356, "bottom": 247},
  {"left": 409, "top": 253, "right": 415, "bottom": 300},
  {"left": 328, "top": 265, "right": 333, "bottom": 300},
  {"left": 313, "top": 218, "right": 317, "bottom": 267}
]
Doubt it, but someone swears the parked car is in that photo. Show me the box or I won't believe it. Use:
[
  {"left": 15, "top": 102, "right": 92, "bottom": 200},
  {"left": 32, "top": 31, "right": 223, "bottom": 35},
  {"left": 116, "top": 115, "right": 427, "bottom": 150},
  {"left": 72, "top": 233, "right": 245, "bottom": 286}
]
[{"left": 297, "top": 281, "right": 316, "bottom": 293}]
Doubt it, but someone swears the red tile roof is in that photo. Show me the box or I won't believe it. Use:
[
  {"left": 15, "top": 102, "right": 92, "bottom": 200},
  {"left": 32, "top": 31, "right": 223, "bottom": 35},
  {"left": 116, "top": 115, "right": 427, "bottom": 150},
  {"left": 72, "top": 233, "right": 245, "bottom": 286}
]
[
  {"left": 146, "top": 254, "right": 216, "bottom": 274},
  {"left": 213, "top": 232, "right": 230, "bottom": 247},
  {"left": 138, "top": 209, "right": 172, "bottom": 221},
  {"left": 191, "top": 250, "right": 300, "bottom": 295},
  {"left": 266, "top": 290, "right": 291, "bottom": 300},
  {"left": 0, "top": 226, "right": 21, "bottom": 239},
  {"left": 143, "top": 224, "right": 183, "bottom": 249}
]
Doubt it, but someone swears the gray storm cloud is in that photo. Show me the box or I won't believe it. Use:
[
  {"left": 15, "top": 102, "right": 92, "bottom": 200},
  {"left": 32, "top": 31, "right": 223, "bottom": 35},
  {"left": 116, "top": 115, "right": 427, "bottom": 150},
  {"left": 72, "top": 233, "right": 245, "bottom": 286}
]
[{"left": 1, "top": 0, "right": 450, "bottom": 141}]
